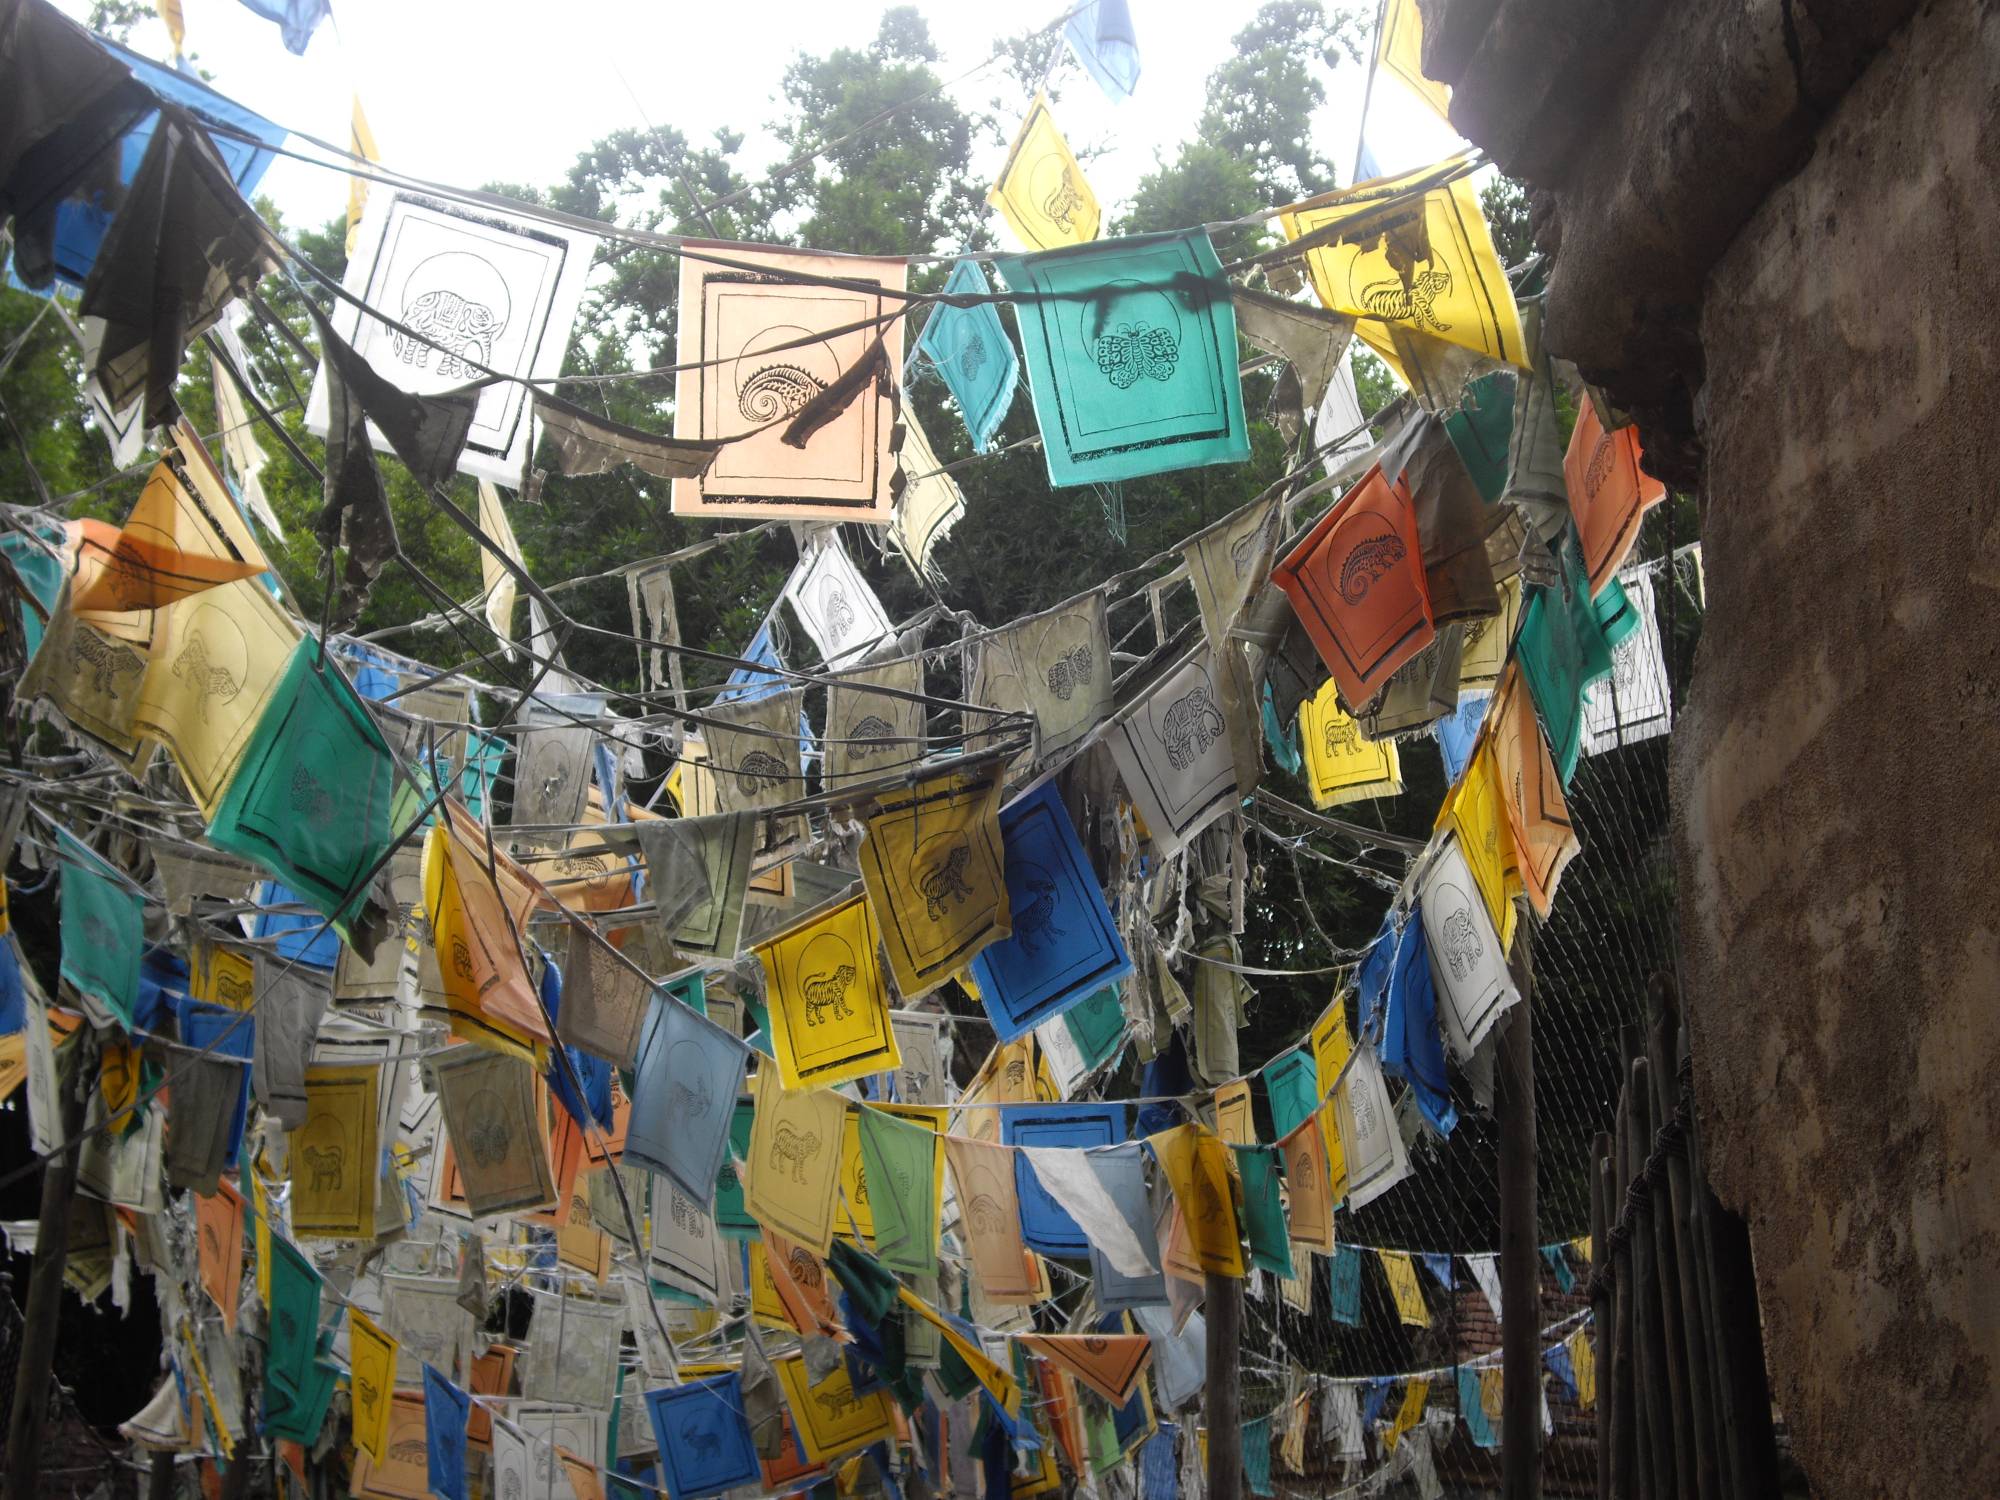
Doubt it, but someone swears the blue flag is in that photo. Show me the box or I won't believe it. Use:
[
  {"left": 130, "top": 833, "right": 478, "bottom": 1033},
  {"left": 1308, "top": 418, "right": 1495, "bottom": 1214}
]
[
  {"left": 1001, "top": 1103, "right": 1125, "bottom": 1256},
  {"left": 1542, "top": 1243, "right": 1577, "bottom": 1294},
  {"left": 1064, "top": 0, "right": 1141, "bottom": 100},
  {"left": 1088, "top": 1142, "right": 1167, "bottom": 1311},
  {"left": 233, "top": 0, "right": 330, "bottom": 54},
  {"left": 627, "top": 988, "right": 752, "bottom": 1211},
  {"left": 970, "top": 781, "right": 1131, "bottom": 1040},
  {"left": 1329, "top": 1243, "right": 1364, "bottom": 1327},
  {"left": 1457, "top": 1366, "right": 1499, "bottom": 1448},
  {"left": 176, "top": 998, "right": 252, "bottom": 1169},
  {"left": 1434, "top": 692, "right": 1489, "bottom": 783},
  {"left": 915, "top": 259, "right": 1017, "bottom": 454},
  {"left": 1381, "top": 909, "right": 1458, "bottom": 1137},
  {"left": 645, "top": 1373, "right": 762, "bottom": 1500},
  {"left": 422, "top": 1363, "right": 471, "bottom": 1500},
  {"left": 1141, "top": 1423, "right": 1179, "bottom": 1500},
  {"left": 1242, "top": 1414, "right": 1274, "bottom": 1496}
]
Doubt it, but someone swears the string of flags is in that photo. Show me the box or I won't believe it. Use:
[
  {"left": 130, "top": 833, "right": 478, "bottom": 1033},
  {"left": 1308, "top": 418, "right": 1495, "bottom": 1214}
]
[{"left": 0, "top": 0, "right": 1692, "bottom": 1496}]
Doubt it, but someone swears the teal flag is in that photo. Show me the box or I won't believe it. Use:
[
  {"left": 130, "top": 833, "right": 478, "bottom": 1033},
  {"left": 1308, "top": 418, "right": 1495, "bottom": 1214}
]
[
  {"left": 1441, "top": 372, "right": 1516, "bottom": 504},
  {"left": 1457, "top": 1365, "right": 1499, "bottom": 1448},
  {"left": 0, "top": 527, "right": 65, "bottom": 659},
  {"left": 1230, "top": 1144, "right": 1293, "bottom": 1279},
  {"left": 1063, "top": 983, "right": 1128, "bottom": 1074},
  {"left": 995, "top": 230, "right": 1250, "bottom": 487},
  {"left": 1262, "top": 1047, "right": 1318, "bottom": 1140},
  {"left": 56, "top": 827, "right": 142, "bottom": 1026},
  {"left": 1329, "top": 1242, "right": 1364, "bottom": 1326},
  {"left": 915, "top": 259, "right": 1017, "bottom": 454},
  {"left": 1516, "top": 528, "right": 1617, "bottom": 784},
  {"left": 1242, "top": 1414, "right": 1274, "bottom": 1497},
  {"left": 206, "top": 637, "right": 406, "bottom": 943}
]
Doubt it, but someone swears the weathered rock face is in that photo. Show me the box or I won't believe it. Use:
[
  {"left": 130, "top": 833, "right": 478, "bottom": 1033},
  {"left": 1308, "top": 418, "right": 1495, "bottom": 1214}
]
[{"left": 1421, "top": 1, "right": 2000, "bottom": 1494}]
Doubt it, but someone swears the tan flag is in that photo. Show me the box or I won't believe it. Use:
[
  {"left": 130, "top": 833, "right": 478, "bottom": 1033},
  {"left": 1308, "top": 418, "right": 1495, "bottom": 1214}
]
[{"left": 346, "top": 97, "right": 378, "bottom": 258}]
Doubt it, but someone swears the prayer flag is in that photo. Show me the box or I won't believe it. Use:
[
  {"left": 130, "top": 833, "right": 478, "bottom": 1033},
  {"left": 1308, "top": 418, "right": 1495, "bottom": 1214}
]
[
  {"left": 56, "top": 828, "right": 142, "bottom": 1026},
  {"left": 634, "top": 811, "right": 756, "bottom": 960},
  {"left": 1377, "top": 0, "right": 1451, "bottom": 121},
  {"left": 1271, "top": 463, "right": 1434, "bottom": 711},
  {"left": 773, "top": 1355, "right": 895, "bottom": 1465},
  {"left": 1021, "top": 1141, "right": 1158, "bottom": 1280},
  {"left": 645, "top": 1374, "right": 761, "bottom": 1500},
  {"left": 1212, "top": 1079, "right": 1254, "bottom": 1146},
  {"left": 1458, "top": 1365, "right": 1498, "bottom": 1448},
  {"left": 69, "top": 513, "right": 264, "bottom": 615},
  {"left": 757, "top": 889, "right": 899, "bottom": 1090},
  {"left": 1419, "top": 833, "right": 1523, "bottom": 1061},
  {"left": 1279, "top": 159, "right": 1525, "bottom": 371},
  {"left": 348, "top": 1309, "right": 397, "bottom": 1466},
  {"left": 1458, "top": 575, "right": 1522, "bottom": 693},
  {"left": 1242, "top": 1414, "right": 1273, "bottom": 1496},
  {"left": 1567, "top": 1327, "right": 1597, "bottom": 1407},
  {"left": 1106, "top": 646, "right": 1240, "bottom": 856},
  {"left": 942, "top": 1134, "right": 1039, "bottom": 1302},
  {"left": 204, "top": 636, "right": 404, "bottom": 949},
  {"left": 916, "top": 259, "right": 1017, "bottom": 453},
  {"left": 1001, "top": 1103, "right": 1126, "bottom": 1257},
  {"left": 744, "top": 1068, "right": 845, "bottom": 1253},
  {"left": 1516, "top": 528, "right": 1617, "bottom": 784},
  {"left": 1377, "top": 1249, "right": 1429, "bottom": 1327},
  {"left": 970, "top": 781, "right": 1132, "bottom": 1041},
  {"left": 195, "top": 1180, "right": 244, "bottom": 1332},
  {"left": 1308, "top": 999, "right": 1352, "bottom": 1201},
  {"left": 995, "top": 231, "right": 1250, "bottom": 486},
  {"left": 1566, "top": 404, "right": 1666, "bottom": 596},
  {"left": 1298, "top": 679, "right": 1402, "bottom": 807},
  {"left": 672, "top": 242, "right": 906, "bottom": 521},
  {"left": 854, "top": 1103, "right": 947, "bottom": 1275},
  {"left": 823, "top": 652, "right": 925, "bottom": 792},
  {"left": 1230, "top": 1144, "right": 1293, "bottom": 1278},
  {"left": 291, "top": 1064, "right": 377, "bottom": 1238},
  {"left": 1386, "top": 1378, "right": 1429, "bottom": 1450},
  {"left": 1581, "top": 570, "right": 1672, "bottom": 754},
  {"left": 422, "top": 1364, "right": 470, "bottom": 1500},
  {"left": 628, "top": 987, "right": 751, "bottom": 1209},
  {"left": 1278, "top": 1112, "right": 1334, "bottom": 1252},
  {"left": 1436, "top": 738, "right": 1520, "bottom": 954},
  {"left": 859, "top": 767, "right": 1011, "bottom": 1000},
  {"left": 1329, "top": 1243, "right": 1364, "bottom": 1325},
  {"left": 1337, "top": 1042, "right": 1411, "bottom": 1210},
  {"left": 307, "top": 189, "right": 598, "bottom": 486},
  {"left": 432, "top": 1045, "right": 557, "bottom": 1217},
  {"left": 989, "top": 93, "right": 1099, "bottom": 250},
  {"left": 888, "top": 411, "right": 966, "bottom": 582},
  {"left": 966, "top": 594, "right": 1113, "bottom": 764},
  {"left": 1146, "top": 1124, "right": 1243, "bottom": 1277},
  {"left": 1065, "top": 0, "right": 1140, "bottom": 100},
  {"left": 783, "top": 535, "right": 892, "bottom": 667}
]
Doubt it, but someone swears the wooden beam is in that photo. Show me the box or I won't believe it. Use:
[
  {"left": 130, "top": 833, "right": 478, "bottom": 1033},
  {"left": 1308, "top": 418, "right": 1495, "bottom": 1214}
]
[
  {"left": 1498, "top": 919, "right": 1539, "bottom": 1498},
  {"left": 1205, "top": 1270, "right": 1244, "bottom": 1500}
]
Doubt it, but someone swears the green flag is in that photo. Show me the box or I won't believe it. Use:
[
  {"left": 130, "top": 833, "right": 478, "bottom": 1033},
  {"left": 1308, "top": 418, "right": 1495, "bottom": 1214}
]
[{"left": 855, "top": 1105, "right": 942, "bottom": 1278}]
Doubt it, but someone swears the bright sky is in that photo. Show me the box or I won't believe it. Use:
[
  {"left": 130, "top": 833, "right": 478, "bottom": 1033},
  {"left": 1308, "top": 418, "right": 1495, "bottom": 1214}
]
[{"left": 53, "top": 0, "right": 1462, "bottom": 241}]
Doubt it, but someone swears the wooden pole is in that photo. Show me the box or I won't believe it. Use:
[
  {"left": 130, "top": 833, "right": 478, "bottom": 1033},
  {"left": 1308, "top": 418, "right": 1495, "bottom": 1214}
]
[
  {"left": 1646, "top": 995, "right": 1709, "bottom": 1499},
  {"left": 1608, "top": 1086, "right": 1636, "bottom": 1500},
  {"left": 1629, "top": 1057, "right": 1675, "bottom": 1500},
  {"left": 4, "top": 1026, "right": 95, "bottom": 1500},
  {"left": 1590, "top": 1132, "right": 1613, "bottom": 1500},
  {"left": 1205, "top": 1270, "right": 1243, "bottom": 1500},
  {"left": 1497, "top": 919, "right": 1539, "bottom": 1499},
  {"left": 146, "top": 1450, "right": 176, "bottom": 1500}
]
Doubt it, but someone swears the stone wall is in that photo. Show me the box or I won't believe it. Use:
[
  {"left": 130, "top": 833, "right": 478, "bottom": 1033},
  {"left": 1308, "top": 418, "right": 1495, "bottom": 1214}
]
[{"left": 1422, "top": 1, "right": 2000, "bottom": 1493}]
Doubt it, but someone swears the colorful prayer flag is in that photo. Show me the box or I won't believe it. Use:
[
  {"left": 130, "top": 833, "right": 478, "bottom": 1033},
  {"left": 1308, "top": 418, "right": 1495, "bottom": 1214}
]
[{"left": 988, "top": 93, "right": 1100, "bottom": 251}]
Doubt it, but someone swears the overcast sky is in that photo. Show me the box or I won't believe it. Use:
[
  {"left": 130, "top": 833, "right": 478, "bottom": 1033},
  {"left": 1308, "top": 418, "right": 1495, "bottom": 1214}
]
[{"left": 53, "top": 0, "right": 1461, "bottom": 241}]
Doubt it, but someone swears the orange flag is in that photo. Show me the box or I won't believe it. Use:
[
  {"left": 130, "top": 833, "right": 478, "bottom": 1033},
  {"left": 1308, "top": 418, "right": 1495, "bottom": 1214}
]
[
  {"left": 195, "top": 1180, "right": 245, "bottom": 1331},
  {"left": 1017, "top": 1332, "right": 1155, "bottom": 1406},
  {"left": 1565, "top": 402, "right": 1665, "bottom": 596},
  {"left": 69, "top": 517, "right": 266, "bottom": 615}
]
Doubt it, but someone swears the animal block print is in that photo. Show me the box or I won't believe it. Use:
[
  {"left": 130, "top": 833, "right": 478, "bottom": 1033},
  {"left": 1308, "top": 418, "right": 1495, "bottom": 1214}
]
[
  {"left": 915, "top": 836, "right": 974, "bottom": 921},
  {"left": 735, "top": 750, "right": 790, "bottom": 797},
  {"left": 1157, "top": 681, "right": 1225, "bottom": 771},
  {"left": 769, "top": 1123, "right": 822, "bottom": 1183},
  {"left": 69, "top": 626, "right": 145, "bottom": 696},
  {"left": 1010, "top": 861, "right": 1064, "bottom": 955},
  {"left": 311, "top": 190, "right": 598, "bottom": 486},
  {"left": 847, "top": 716, "right": 895, "bottom": 757},
  {"left": 170, "top": 617, "right": 245, "bottom": 726},
  {"left": 673, "top": 243, "right": 906, "bottom": 520},
  {"left": 1273, "top": 463, "right": 1433, "bottom": 710},
  {"left": 1044, "top": 642, "right": 1095, "bottom": 702},
  {"left": 1086, "top": 280, "right": 1183, "bottom": 389},
  {"left": 1437, "top": 902, "right": 1482, "bottom": 983},
  {"left": 1040, "top": 157, "right": 1084, "bottom": 234}
]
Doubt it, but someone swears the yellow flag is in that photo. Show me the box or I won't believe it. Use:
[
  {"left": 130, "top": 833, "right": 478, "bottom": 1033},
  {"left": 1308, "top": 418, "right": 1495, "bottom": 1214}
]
[
  {"left": 1146, "top": 1123, "right": 1243, "bottom": 1277},
  {"left": 348, "top": 1308, "right": 398, "bottom": 1466},
  {"left": 1386, "top": 1377, "right": 1429, "bottom": 1451},
  {"left": 857, "top": 767, "right": 1010, "bottom": 1000},
  {"left": 156, "top": 0, "right": 184, "bottom": 55},
  {"left": 290, "top": 1064, "right": 379, "bottom": 1239},
  {"left": 773, "top": 1355, "right": 895, "bottom": 1464},
  {"left": 1478, "top": 1366, "right": 1504, "bottom": 1422},
  {"left": 1436, "top": 738, "right": 1519, "bottom": 954},
  {"left": 757, "top": 890, "right": 900, "bottom": 1091},
  {"left": 744, "top": 1068, "right": 846, "bottom": 1253},
  {"left": 1377, "top": 1249, "right": 1429, "bottom": 1327},
  {"left": 1280, "top": 158, "right": 1525, "bottom": 372},
  {"left": 1377, "top": 0, "right": 1451, "bottom": 123},
  {"left": 988, "top": 92, "right": 1100, "bottom": 251},
  {"left": 1299, "top": 681, "right": 1402, "bottom": 809},
  {"left": 1571, "top": 1233, "right": 1592, "bottom": 1263},
  {"left": 191, "top": 941, "right": 256, "bottom": 1010},
  {"left": 1458, "top": 574, "right": 1523, "bottom": 692},
  {"left": 1309, "top": 998, "right": 1351, "bottom": 1201},
  {"left": 250, "top": 1166, "right": 273, "bottom": 1305},
  {"left": 346, "top": 96, "right": 379, "bottom": 258},
  {"left": 419, "top": 815, "right": 547, "bottom": 1060},
  {"left": 1568, "top": 1327, "right": 1597, "bottom": 1407}
]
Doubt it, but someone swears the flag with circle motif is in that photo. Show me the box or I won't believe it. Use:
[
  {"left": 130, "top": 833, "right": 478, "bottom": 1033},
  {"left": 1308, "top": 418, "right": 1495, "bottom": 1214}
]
[
  {"left": 756, "top": 889, "right": 899, "bottom": 1091},
  {"left": 988, "top": 92, "right": 1100, "bottom": 251}
]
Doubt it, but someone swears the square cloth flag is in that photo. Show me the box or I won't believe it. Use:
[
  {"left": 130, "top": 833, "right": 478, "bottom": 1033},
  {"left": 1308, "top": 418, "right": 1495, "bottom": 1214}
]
[
  {"left": 1278, "top": 158, "right": 1525, "bottom": 375},
  {"left": 1297, "top": 678, "right": 1402, "bottom": 809},
  {"left": 858, "top": 767, "right": 1011, "bottom": 1000},
  {"left": 916, "top": 259, "right": 1017, "bottom": 454},
  {"left": 773, "top": 1354, "right": 896, "bottom": 1464},
  {"left": 672, "top": 242, "right": 907, "bottom": 521},
  {"left": 627, "top": 986, "right": 752, "bottom": 1210},
  {"left": 989, "top": 92, "right": 1100, "bottom": 250},
  {"left": 1566, "top": 402, "right": 1666, "bottom": 596},
  {"left": 995, "top": 231, "right": 1250, "bottom": 487},
  {"left": 1001, "top": 1103, "right": 1126, "bottom": 1257},
  {"left": 1272, "top": 463, "right": 1434, "bottom": 711},
  {"left": 56, "top": 827, "right": 142, "bottom": 1025},
  {"left": 204, "top": 637, "right": 404, "bottom": 944},
  {"left": 306, "top": 189, "right": 597, "bottom": 487},
  {"left": 1417, "top": 834, "right": 1521, "bottom": 1061},
  {"left": 756, "top": 889, "right": 899, "bottom": 1090},
  {"left": 1516, "top": 528, "right": 1618, "bottom": 785},
  {"left": 969, "top": 781, "right": 1132, "bottom": 1041},
  {"left": 645, "top": 1374, "right": 761, "bottom": 1500},
  {"left": 1105, "top": 646, "right": 1240, "bottom": 857}
]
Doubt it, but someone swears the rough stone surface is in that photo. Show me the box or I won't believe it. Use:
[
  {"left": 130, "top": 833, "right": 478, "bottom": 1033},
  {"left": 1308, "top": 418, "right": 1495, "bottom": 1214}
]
[
  {"left": 1677, "top": 4, "right": 2000, "bottom": 1492},
  {"left": 1423, "top": 0, "right": 2000, "bottom": 1493}
]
